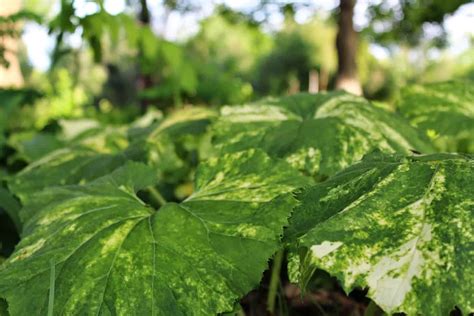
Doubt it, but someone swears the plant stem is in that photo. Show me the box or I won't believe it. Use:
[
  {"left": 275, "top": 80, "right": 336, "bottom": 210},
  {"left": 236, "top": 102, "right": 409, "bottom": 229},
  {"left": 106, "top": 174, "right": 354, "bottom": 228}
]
[
  {"left": 48, "top": 259, "right": 55, "bottom": 316},
  {"left": 148, "top": 186, "right": 167, "bottom": 207},
  {"left": 267, "top": 249, "right": 284, "bottom": 314},
  {"left": 364, "top": 300, "right": 383, "bottom": 316}
]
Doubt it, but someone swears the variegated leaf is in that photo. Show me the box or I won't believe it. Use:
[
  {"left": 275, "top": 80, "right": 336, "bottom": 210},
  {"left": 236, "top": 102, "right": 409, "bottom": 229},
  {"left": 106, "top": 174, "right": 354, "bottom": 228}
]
[
  {"left": 213, "top": 92, "right": 434, "bottom": 179},
  {"left": 397, "top": 81, "right": 474, "bottom": 153},
  {"left": 0, "top": 150, "right": 310, "bottom": 315},
  {"left": 291, "top": 152, "right": 473, "bottom": 315}
]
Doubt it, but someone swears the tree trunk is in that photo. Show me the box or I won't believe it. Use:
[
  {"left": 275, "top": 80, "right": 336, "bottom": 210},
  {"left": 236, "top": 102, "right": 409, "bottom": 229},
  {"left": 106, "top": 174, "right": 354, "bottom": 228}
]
[
  {"left": 308, "top": 69, "right": 319, "bottom": 93},
  {"left": 0, "top": 0, "right": 24, "bottom": 88},
  {"left": 319, "top": 66, "right": 329, "bottom": 91},
  {"left": 287, "top": 73, "right": 300, "bottom": 95},
  {"left": 335, "top": 0, "right": 362, "bottom": 96}
]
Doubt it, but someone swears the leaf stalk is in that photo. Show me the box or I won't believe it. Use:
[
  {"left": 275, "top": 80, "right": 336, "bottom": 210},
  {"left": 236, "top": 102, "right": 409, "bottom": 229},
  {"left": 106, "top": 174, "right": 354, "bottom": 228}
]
[
  {"left": 148, "top": 186, "right": 167, "bottom": 207},
  {"left": 267, "top": 249, "right": 284, "bottom": 314}
]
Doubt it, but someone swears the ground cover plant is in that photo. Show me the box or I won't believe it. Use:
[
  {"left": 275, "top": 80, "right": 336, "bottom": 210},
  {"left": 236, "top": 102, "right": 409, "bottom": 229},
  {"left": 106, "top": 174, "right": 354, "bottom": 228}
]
[{"left": 0, "top": 83, "right": 473, "bottom": 315}]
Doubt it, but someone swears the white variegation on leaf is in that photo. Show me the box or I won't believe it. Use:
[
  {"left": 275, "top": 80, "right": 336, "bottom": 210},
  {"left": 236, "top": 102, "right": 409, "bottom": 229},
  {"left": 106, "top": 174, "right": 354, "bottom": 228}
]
[
  {"left": 290, "top": 152, "right": 473, "bottom": 315},
  {"left": 212, "top": 92, "right": 434, "bottom": 179}
]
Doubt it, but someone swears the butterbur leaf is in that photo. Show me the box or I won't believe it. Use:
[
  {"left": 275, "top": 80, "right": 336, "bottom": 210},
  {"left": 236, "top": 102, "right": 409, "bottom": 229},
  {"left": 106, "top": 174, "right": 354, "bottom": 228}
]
[
  {"left": 8, "top": 145, "right": 145, "bottom": 205},
  {"left": 7, "top": 119, "right": 136, "bottom": 204},
  {"left": 213, "top": 92, "right": 434, "bottom": 179},
  {"left": 6, "top": 132, "right": 63, "bottom": 163},
  {"left": 147, "top": 107, "right": 217, "bottom": 140},
  {"left": 188, "top": 149, "right": 313, "bottom": 201},
  {"left": 0, "top": 150, "right": 310, "bottom": 315},
  {"left": 291, "top": 152, "right": 473, "bottom": 315},
  {"left": 397, "top": 81, "right": 474, "bottom": 152},
  {"left": 9, "top": 107, "right": 214, "bottom": 207},
  {"left": 59, "top": 122, "right": 129, "bottom": 154}
]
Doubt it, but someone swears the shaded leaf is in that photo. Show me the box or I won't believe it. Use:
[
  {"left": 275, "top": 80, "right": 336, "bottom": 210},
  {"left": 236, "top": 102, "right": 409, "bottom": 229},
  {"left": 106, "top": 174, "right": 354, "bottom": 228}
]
[
  {"left": 0, "top": 187, "right": 21, "bottom": 231},
  {"left": 0, "top": 298, "right": 7, "bottom": 316}
]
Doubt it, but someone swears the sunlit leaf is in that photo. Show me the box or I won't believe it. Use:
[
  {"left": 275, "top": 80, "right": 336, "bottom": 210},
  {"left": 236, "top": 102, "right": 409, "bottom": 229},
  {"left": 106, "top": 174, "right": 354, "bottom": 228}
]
[
  {"left": 213, "top": 92, "right": 434, "bottom": 179},
  {"left": 290, "top": 152, "right": 473, "bottom": 315},
  {"left": 8, "top": 145, "right": 145, "bottom": 205},
  {"left": 397, "top": 81, "right": 474, "bottom": 152}
]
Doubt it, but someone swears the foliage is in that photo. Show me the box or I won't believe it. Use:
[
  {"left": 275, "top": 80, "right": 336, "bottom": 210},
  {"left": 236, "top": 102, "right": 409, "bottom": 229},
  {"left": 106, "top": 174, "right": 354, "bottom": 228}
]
[
  {"left": 0, "top": 87, "right": 472, "bottom": 315},
  {"left": 254, "top": 30, "right": 314, "bottom": 95},
  {"left": 138, "top": 34, "right": 198, "bottom": 106},
  {"left": 0, "top": 151, "right": 308, "bottom": 315},
  {"left": 47, "top": 0, "right": 135, "bottom": 64},
  {"left": 289, "top": 152, "right": 473, "bottom": 315},
  {"left": 212, "top": 91, "right": 434, "bottom": 179},
  {"left": 41, "top": 0, "right": 199, "bottom": 108},
  {"left": 185, "top": 8, "right": 271, "bottom": 105},
  {"left": 254, "top": 17, "right": 337, "bottom": 95},
  {"left": 365, "top": 0, "right": 471, "bottom": 47},
  {"left": 397, "top": 80, "right": 474, "bottom": 153},
  {"left": 27, "top": 69, "right": 89, "bottom": 129},
  {"left": 0, "top": 10, "right": 40, "bottom": 67},
  {"left": 0, "top": 88, "right": 42, "bottom": 161},
  {"left": 189, "top": 8, "right": 271, "bottom": 75}
]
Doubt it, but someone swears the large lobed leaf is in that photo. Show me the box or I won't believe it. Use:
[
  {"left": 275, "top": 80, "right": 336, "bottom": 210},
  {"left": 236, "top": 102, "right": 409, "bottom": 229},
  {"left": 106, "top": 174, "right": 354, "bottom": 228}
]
[
  {"left": 6, "top": 119, "right": 129, "bottom": 166},
  {"left": 290, "top": 152, "right": 473, "bottom": 315},
  {"left": 0, "top": 149, "right": 310, "bottom": 315},
  {"left": 397, "top": 81, "right": 474, "bottom": 153},
  {"left": 8, "top": 107, "right": 216, "bottom": 205},
  {"left": 213, "top": 92, "right": 434, "bottom": 179},
  {"left": 8, "top": 145, "right": 145, "bottom": 204}
]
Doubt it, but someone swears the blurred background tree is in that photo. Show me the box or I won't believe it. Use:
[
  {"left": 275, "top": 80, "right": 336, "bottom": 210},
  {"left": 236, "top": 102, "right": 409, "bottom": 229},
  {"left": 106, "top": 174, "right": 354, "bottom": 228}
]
[
  {"left": 0, "top": 0, "right": 37, "bottom": 87},
  {"left": 0, "top": 0, "right": 472, "bottom": 115}
]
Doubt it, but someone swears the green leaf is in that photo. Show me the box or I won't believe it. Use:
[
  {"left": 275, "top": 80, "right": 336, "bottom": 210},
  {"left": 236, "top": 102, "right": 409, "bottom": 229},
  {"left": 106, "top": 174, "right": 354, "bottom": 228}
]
[
  {"left": 0, "top": 150, "right": 310, "bottom": 315},
  {"left": 397, "top": 81, "right": 474, "bottom": 153},
  {"left": 8, "top": 145, "right": 145, "bottom": 205},
  {"left": 58, "top": 119, "right": 129, "bottom": 153},
  {"left": 147, "top": 107, "right": 217, "bottom": 140},
  {"left": 291, "top": 152, "right": 473, "bottom": 315},
  {"left": 143, "top": 107, "right": 218, "bottom": 190},
  {"left": 213, "top": 92, "right": 434, "bottom": 179},
  {"left": 6, "top": 132, "right": 63, "bottom": 164},
  {"left": 9, "top": 108, "right": 214, "bottom": 206}
]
